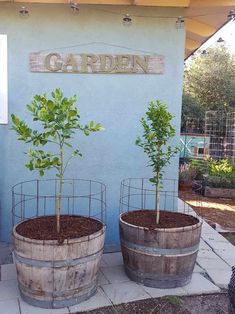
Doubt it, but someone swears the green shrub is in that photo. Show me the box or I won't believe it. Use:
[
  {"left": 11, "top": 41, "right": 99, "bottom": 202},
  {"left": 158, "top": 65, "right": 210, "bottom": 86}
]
[{"left": 191, "top": 158, "right": 235, "bottom": 189}]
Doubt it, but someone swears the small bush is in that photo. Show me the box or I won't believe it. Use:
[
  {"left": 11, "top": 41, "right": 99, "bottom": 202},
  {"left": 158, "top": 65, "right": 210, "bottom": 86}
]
[{"left": 191, "top": 158, "right": 235, "bottom": 189}]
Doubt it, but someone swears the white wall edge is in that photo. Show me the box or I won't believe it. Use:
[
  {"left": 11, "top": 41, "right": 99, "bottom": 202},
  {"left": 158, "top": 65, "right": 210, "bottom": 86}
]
[{"left": 0, "top": 34, "right": 8, "bottom": 124}]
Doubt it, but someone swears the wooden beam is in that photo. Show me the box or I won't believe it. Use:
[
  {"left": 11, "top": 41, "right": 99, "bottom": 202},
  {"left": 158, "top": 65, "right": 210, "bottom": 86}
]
[
  {"left": 133, "top": 0, "right": 190, "bottom": 7},
  {"left": 185, "top": 18, "right": 216, "bottom": 37},
  {"left": 13, "top": 0, "right": 130, "bottom": 3},
  {"left": 186, "top": 38, "right": 201, "bottom": 50},
  {"left": 190, "top": 0, "right": 235, "bottom": 7},
  {"left": 8, "top": 0, "right": 191, "bottom": 5}
]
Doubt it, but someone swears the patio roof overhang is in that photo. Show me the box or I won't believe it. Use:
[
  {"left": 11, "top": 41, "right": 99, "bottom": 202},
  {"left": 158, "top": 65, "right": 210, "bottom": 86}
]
[{"left": 1, "top": 0, "right": 235, "bottom": 58}]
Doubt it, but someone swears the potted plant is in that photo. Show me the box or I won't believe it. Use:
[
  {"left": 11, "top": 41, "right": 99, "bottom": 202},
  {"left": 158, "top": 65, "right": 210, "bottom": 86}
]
[
  {"left": 11, "top": 89, "right": 105, "bottom": 308},
  {"left": 179, "top": 163, "right": 197, "bottom": 191},
  {"left": 119, "top": 100, "right": 202, "bottom": 288}
]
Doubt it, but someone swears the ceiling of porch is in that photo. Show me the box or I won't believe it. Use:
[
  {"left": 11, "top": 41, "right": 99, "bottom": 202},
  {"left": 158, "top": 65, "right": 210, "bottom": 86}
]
[{"left": 1, "top": 0, "right": 235, "bottom": 58}]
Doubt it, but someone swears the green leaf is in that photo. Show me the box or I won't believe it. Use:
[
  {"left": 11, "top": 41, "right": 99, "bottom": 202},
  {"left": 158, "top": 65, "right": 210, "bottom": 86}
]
[
  {"left": 11, "top": 88, "right": 103, "bottom": 181},
  {"left": 39, "top": 170, "right": 44, "bottom": 177}
]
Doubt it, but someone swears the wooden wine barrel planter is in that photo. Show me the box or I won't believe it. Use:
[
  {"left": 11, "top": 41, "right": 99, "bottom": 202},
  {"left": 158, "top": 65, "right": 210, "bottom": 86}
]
[
  {"left": 13, "top": 218, "right": 105, "bottom": 309},
  {"left": 120, "top": 211, "right": 202, "bottom": 288}
]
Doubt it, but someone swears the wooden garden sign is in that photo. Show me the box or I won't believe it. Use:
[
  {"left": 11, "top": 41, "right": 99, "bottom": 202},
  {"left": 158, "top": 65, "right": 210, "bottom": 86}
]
[{"left": 30, "top": 52, "right": 164, "bottom": 74}]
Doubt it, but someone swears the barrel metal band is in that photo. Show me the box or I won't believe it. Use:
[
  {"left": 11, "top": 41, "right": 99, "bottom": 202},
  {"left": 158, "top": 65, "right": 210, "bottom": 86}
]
[
  {"left": 121, "top": 239, "right": 199, "bottom": 256},
  {"left": 124, "top": 265, "right": 192, "bottom": 289},
  {"left": 14, "top": 249, "right": 103, "bottom": 268},
  {"left": 19, "top": 282, "right": 97, "bottom": 309},
  {"left": 19, "top": 278, "right": 97, "bottom": 298}
]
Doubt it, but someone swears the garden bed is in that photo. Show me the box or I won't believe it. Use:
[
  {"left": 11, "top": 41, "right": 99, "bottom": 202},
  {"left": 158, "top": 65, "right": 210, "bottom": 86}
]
[
  {"left": 179, "top": 191, "right": 235, "bottom": 229},
  {"left": 204, "top": 187, "right": 235, "bottom": 199}
]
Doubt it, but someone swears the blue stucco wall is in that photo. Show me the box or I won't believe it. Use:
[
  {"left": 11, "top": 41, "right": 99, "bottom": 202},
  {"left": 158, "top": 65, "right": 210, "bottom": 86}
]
[{"left": 0, "top": 4, "right": 185, "bottom": 247}]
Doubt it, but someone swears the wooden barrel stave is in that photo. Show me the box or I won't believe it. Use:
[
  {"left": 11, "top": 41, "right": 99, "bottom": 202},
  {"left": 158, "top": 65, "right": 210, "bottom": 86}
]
[
  {"left": 13, "top": 219, "right": 105, "bottom": 309},
  {"left": 120, "top": 211, "right": 202, "bottom": 289}
]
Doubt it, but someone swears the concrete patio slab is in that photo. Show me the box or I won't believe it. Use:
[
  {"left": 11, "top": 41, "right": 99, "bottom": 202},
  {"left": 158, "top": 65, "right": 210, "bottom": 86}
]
[
  {"left": 199, "top": 239, "right": 212, "bottom": 250},
  {"left": 224, "top": 258, "right": 235, "bottom": 267},
  {"left": 0, "top": 279, "right": 20, "bottom": 301},
  {"left": 68, "top": 288, "right": 112, "bottom": 313},
  {"left": 206, "top": 269, "right": 232, "bottom": 289},
  {"left": 197, "top": 256, "right": 231, "bottom": 271},
  {"left": 193, "top": 264, "right": 204, "bottom": 273},
  {"left": 0, "top": 244, "right": 13, "bottom": 265},
  {"left": 1, "top": 263, "right": 17, "bottom": 281},
  {"left": 182, "top": 273, "right": 220, "bottom": 295},
  {"left": 19, "top": 299, "right": 69, "bottom": 314},
  {"left": 101, "top": 265, "right": 130, "bottom": 284},
  {"left": 101, "top": 281, "right": 150, "bottom": 304},
  {"left": 98, "top": 270, "right": 110, "bottom": 285},
  {"left": 141, "top": 285, "right": 185, "bottom": 298},
  {"left": 0, "top": 299, "right": 20, "bottom": 314},
  {"left": 214, "top": 248, "right": 235, "bottom": 260},
  {"left": 197, "top": 249, "right": 220, "bottom": 259},
  {"left": 102, "top": 252, "right": 123, "bottom": 266}
]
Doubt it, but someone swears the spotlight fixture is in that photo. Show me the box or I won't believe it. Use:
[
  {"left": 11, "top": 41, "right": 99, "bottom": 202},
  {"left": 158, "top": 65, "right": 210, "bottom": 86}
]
[
  {"left": 228, "top": 10, "right": 235, "bottom": 20},
  {"left": 217, "top": 37, "right": 224, "bottom": 43},
  {"left": 123, "top": 14, "right": 132, "bottom": 27},
  {"left": 19, "top": 6, "right": 29, "bottom": 17},
  {"left": 70, "top": 2, "right": 79, "bottom": 13},
  {"left": 190, "top": 52, "right": 196, "bottom": 60},
  {"left": 201, "top": 50, "right": 208, "bottom": 55},
  {"left": 217, "top": 37, "right": 225, "bottom": 45},
  {"left": 176, "top": 16, "right": 184, "bottom": 29}
]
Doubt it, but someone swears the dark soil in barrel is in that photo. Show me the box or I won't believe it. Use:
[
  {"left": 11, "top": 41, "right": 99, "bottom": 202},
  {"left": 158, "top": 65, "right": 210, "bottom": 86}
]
[
  {"left": 122, "top": 210, "right": 199, "bottom": 229},
  {"left": 16, "top": 215, "right": 103, "bottom": 242}
]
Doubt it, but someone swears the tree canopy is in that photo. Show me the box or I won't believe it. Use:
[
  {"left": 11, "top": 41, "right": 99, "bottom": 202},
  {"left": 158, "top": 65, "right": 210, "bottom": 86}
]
[{"left": 182, "top": 46, "right": 235, "bottom": 132}]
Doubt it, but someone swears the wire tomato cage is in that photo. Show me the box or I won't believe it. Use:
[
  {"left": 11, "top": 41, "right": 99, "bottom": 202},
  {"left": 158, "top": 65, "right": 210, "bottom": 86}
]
[
  {"left": 119, "top": 177, "right": 202, "bottom": 219},
  {"left": 12, "top": 178, "right": 106, "bottom": 227}
]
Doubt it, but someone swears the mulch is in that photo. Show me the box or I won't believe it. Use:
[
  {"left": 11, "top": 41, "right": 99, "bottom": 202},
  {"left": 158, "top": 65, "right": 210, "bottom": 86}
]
[
  {"left": 179, "top": 191, "right": 235, "bottom": 229},
  {"left": 122, "top": 210, "right": 199, "bottom": 229},
  {"left": 16, "top": 215, "right": 103, "bottom": 241}
]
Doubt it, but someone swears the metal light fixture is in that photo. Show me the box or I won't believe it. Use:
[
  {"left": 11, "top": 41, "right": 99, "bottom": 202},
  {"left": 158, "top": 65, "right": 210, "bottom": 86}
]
[
  {"left": 19, "top": 6, "right": 29, "bottom": 17},
  {"left": 228, "top": 10, "right": 235, "bottom": 20},
  {"left": 201, "top": 50, "right": 208, "bottom": 55},
  {"left": 190, "top": 52, "right": 196, "bottom": 60},
  {"left": 217, "top": 37, "right": 225, "bottom": 46},
  {"left": 217, "top": 37, "right": 224, "bottom": 43},
  {"left": 176, "top": 16, "right": 185, "bottom": 29},
  {"left": 70, "top": 2, "right": 79, "bottom": 13},
  {"left": 123, "top": 14, "right": 132, "bottom": 27}
]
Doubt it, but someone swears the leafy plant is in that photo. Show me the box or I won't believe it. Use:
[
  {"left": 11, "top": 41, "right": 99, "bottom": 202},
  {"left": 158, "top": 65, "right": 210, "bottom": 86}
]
[
  {"left": 166, "top": 295, "right": 182, "bottom": 306},
  {"left": 136, "top": 100, "right": 179, "bottom": 224},
  {"left": 191, "top": 157, "right": 235, "bottom": 189},
  {"left": 179, "top": 163, "right": 197, "bottom": 183},
  {"left": 191, "top": 158, "right": 209, "bottom": 177},
  {"left": 11, "top": 89, "right": 103, "bottom": 233}
]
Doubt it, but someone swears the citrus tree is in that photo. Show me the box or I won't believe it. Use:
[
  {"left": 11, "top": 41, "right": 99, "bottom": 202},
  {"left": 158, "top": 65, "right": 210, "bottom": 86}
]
[
  {"left": 11, "top": 89, "right": 103, "bottom": 233},
  {"left": 136, "top": 100, "right": 179, "bottom": 224}
]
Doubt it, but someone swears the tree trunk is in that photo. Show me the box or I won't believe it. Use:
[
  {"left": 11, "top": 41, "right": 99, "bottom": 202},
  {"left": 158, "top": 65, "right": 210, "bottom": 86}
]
[
  {"left": 56, "top": 146, "right": 64, "bottom": 233},
  {"left": 155, "top": 172, "right": 160, "bottom": 224}
]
